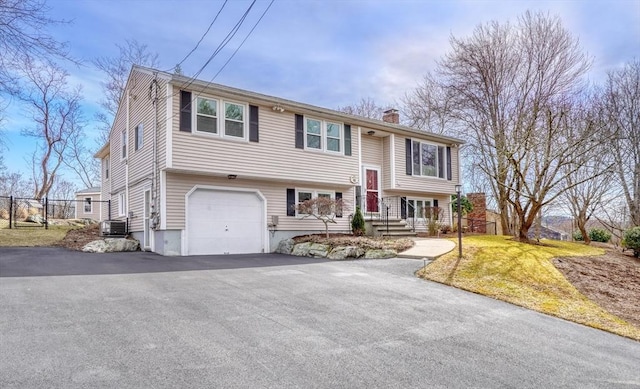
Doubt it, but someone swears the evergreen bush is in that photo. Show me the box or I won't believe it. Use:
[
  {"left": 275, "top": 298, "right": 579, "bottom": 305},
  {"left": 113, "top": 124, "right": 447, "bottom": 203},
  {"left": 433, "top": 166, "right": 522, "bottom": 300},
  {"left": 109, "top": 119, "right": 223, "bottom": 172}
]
[
  {"left": 588, "top": 228, "right": 611, "bottom": 243},
  {"left": 351, "top": 206, "right": 365, "bottom": 236},
  {"left": 622, "top": 226, "right": 640, "bottom": 257}
]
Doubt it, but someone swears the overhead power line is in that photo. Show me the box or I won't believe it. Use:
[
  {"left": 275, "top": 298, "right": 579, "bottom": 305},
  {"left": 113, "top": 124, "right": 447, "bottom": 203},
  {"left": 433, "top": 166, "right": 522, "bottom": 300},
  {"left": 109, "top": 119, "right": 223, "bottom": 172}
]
[{"left": 169, "top": 0, "right": 229, "bottom": 73}]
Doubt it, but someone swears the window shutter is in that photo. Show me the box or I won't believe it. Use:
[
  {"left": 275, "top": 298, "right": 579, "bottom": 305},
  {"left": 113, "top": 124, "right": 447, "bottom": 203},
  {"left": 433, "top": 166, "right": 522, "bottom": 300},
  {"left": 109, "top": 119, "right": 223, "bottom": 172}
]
[
  {"left": 355, "top": 186, "right": 361, "bottom": 209},
  {"left": 335, "top": 192, "right": 343, "bottom": 218},
  {"left": 405, "top": 138, "right": 412, "bottom": 175},
  {"left": 179, "top": 91, "right": 192, "bottom": 132},
  {"left": 295, "top": 114, "right": 304, "bottom": 149},
  {"left": 344, "top": 125, "right": 352, "bottom": 156},
  {"left": 433, "top": 199, "right": 439, "bottom": 220},
  {"left": 446, "top": 146, "right": 452, "bottom": 181},
  {"left": 286, "top": 189, "right": 295, "bottom": 216},
  {"left": 249, "top": 105, "right": 259, "bottom": 142},
  {"left": 401, "top": 197, "right": 407, "bottom": 219}
]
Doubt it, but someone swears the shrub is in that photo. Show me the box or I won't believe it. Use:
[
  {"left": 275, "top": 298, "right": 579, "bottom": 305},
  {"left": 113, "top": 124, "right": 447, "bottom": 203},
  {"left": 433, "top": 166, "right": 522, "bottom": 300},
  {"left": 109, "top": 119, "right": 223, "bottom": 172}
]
[
  {"left": 588, "top": 228, "right": 611, "bottom": 243},
  {"left": 439, "top": 224, "right": 451, "bottom": 234},
  {"left": 573, "top": 231, "right": 584, "bottom": 241},
  {"left": 622, "top": 226, "right": 640, "bottom": 257},
  {"left": 351, "top": 206, "right": 365, "bottom": 236}
]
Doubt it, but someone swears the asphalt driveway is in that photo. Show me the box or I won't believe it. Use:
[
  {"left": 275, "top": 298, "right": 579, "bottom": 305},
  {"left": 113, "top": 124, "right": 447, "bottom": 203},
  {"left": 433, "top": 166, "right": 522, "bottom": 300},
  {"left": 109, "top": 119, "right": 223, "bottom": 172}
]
[{"left": 1, "top": 247, "right": 639, "bottom": 388}]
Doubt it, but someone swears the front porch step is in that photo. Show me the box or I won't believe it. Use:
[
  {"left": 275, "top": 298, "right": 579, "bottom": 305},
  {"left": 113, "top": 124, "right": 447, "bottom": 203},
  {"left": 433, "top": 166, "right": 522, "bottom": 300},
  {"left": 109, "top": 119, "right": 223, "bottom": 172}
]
[
  {"left": 380, "top": 231, "right": 417, "bottom": 237},
  {"left": 370, "top": 219, "right": 417, "bottom": 237}
]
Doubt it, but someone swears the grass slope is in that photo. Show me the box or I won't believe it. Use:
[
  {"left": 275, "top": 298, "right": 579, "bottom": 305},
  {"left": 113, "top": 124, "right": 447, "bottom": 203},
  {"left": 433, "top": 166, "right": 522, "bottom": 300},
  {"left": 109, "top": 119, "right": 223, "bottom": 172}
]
[
  {"left": 0, "top": 222, "right": 78, "bottom": 247},
  {"left": 418, "top": 235, "right": 640, "bottom": 340}
]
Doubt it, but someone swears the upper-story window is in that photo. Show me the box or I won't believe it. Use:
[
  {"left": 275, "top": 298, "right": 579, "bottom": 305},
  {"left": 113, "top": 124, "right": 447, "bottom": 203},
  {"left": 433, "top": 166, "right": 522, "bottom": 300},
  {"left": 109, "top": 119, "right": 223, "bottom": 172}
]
[
  {"left": 104, "top": 157, "right": 110, "bottom": 180},
  {"left": 135, "top": 123, "right": 143, "bottom": 151},
  {"left": 305, "top": 117, "right": 342, "bottom": 153},
  {"left": 224, "top": 102, "right": 245, "bottom": 138},
  {"left": 84, "top": 197, "right": 92, "bottom": 213},
  {"left": 411, "top": 140, "right": 446, "bottom": 179},
  {"left": 194, "top": 96, "right": 247, "bottom": 140},
  {"left": 121, "top": 129, "right": 127, "bottom": 160},
  {"left": 196, "top": 97, "right": 218, "bottom": 134}
]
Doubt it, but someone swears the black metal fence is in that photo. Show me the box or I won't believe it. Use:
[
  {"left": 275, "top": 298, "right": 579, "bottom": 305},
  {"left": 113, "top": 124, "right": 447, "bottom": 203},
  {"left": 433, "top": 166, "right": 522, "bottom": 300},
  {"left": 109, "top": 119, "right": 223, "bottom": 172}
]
[{"left": 0, "top": 195, "right": 111, "bottom": 229}]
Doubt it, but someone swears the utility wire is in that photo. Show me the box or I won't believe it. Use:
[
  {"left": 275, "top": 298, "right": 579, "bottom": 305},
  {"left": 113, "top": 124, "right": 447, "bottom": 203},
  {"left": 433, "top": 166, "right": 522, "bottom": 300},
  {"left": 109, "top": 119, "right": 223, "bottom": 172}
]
[
  {"left": 180, "top": 0, "right": 257, "bottom": 91},
  {"left": 167, "top": 0, "right": 229, "bottom": 73},
  {"left": 211, "top": 0, "right": 275, "bottom": 81},
  {"left": 152, "top": 0, "right": 274, "bottom": 123}
]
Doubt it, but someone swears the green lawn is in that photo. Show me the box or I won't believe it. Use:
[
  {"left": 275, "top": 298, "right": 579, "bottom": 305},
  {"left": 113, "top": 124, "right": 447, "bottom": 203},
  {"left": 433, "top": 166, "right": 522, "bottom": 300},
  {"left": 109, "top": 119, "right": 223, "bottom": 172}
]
[
  {"left": 0, "top": 221, "right": 78, "bottom": 247},
  {"left": 418, "top": 235, "right": 640, "bottom": 340}
]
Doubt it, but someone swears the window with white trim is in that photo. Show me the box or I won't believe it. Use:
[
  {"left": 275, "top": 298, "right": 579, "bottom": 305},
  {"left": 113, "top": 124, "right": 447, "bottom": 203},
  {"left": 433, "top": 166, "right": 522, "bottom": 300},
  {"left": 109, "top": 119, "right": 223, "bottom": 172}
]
[
  {"left": 121, "top": 129, "right": 127, "bottom": 160},
  {"left": 407, "top": 198, "right": 432, "bottom": 218},
  {"left": 411, "top": 140, "right": 446, "bottom": 178},
  {"left": 84, "top": 197, "right": 92, "bottom": 213},
  {"left": 104, "top": 157, "right": 109, "bottom": 180},
  {"left": 194, "top": 96, "right": 247, "bottom": 140},
  {"left": 305, "top": 118, "right": 342, "bottom": 153},
  {"left": 296, "top": 189, "right": 335, "bottom": 216},
  {"left": 224, "top": 102, "right": 245, "bottom": 138},
  {"left": 196, "top": 97, "right": 218, "bottom": 134},
  {"left": 118, "top": 192, "right": 126, "bottom": 217},
  {"left": 135, "top": 123, "right": 143, "bottom": 151}
]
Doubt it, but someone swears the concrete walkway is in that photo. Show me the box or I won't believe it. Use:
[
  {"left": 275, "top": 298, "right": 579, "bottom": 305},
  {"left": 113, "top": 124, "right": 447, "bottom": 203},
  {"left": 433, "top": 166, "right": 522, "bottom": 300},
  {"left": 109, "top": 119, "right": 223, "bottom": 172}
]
[{"left": 397, "top": 237, "right": 456, "bottom": 259}]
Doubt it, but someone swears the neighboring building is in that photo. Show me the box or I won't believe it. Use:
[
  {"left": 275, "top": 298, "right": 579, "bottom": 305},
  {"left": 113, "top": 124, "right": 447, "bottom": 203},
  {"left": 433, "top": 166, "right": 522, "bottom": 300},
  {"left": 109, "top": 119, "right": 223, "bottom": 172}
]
[
  {"left": 95, "top": 65, "right": 464, "bottom": 256},
  {"left": 74, "top": 187, "right": 102, "bottom": 221}
]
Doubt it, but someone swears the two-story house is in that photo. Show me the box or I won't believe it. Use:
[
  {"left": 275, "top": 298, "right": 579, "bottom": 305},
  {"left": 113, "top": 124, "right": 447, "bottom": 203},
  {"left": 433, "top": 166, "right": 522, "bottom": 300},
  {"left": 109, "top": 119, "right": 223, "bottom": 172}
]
[{"left": 95, "top": 65, "right": 463, "bottom": 256}]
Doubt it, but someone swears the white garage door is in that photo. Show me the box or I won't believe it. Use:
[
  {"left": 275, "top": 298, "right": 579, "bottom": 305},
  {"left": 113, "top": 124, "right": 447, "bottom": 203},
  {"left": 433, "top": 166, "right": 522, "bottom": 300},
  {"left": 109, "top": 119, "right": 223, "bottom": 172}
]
[{"left": 187, "top": 188, "right": 264, "bottom": 255}]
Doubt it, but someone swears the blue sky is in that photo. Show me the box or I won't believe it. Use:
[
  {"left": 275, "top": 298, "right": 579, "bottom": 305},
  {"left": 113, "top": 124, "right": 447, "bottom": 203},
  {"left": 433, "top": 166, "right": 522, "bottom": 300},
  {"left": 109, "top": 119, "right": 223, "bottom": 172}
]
[{"left": 2, "top": 0, "right": 639, "bottom": 185}]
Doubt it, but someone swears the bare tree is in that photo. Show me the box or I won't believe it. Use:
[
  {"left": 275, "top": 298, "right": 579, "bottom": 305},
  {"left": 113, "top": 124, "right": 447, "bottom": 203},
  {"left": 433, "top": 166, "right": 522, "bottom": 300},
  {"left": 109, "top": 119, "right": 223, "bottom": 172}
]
[
  {"left": 17, "top": 58, "right": 83, "bottom": 199},
  {"left": 94, "top": 39, "right": 159, "bottom": 143},
  {"left": 63, "top": 128, "right": 99, "bottom": 188},
  {"left": 296, "top": 196, "right": 344, "bottom": 238},
  {"left": 600, "top": 60, "right": 640, "bottom": 227},
  {"left": 402, "top": 73, "right": 454, "bottom": 135},
  {"left": 421, "top": 11, "right": 593, "bottom": 242},
  {"left": 337, "top": 97, "right": 385, "bottom": 120},
  {"left": 560, "top": 93, "right": 613, "bottom": 244},
  {"left": 0, "top": 0, "right": 74, "bottom": 98},
  {"left": 46, "top": 178, "right": 77, "bottom": 218}
]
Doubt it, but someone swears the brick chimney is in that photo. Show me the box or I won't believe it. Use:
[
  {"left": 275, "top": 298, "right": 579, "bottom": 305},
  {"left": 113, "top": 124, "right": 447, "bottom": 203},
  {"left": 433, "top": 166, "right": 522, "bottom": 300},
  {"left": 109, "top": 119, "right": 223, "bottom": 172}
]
[
  {"left": 466, "top": 193, "right": 487, "bottom": 233},
  {"left": 382, "top": 109, "right": 399, "bottom": 124}
]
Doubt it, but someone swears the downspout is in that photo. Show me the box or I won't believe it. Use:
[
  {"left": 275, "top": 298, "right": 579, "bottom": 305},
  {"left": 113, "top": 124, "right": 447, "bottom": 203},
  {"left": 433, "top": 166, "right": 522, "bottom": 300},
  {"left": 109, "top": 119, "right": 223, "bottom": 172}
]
[
  {"left": 151, "top": 76, "right": 159, "bottom": 237},
  {"left": 125, "top": 89, "right": 130, "bottom": 221}
]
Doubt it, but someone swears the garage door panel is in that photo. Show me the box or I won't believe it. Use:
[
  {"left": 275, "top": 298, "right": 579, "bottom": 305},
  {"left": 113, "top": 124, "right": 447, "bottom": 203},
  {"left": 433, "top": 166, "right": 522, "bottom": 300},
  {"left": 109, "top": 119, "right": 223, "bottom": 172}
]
[{"left": 187, "top": 189, "right": 264, "bottom": 255}]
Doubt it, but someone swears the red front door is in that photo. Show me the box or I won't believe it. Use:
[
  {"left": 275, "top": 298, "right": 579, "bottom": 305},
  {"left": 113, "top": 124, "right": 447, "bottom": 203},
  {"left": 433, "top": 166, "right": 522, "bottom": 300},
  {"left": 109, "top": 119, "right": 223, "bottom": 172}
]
[{"left": 365, "top": 169, "right": 379, "bottom": 213}]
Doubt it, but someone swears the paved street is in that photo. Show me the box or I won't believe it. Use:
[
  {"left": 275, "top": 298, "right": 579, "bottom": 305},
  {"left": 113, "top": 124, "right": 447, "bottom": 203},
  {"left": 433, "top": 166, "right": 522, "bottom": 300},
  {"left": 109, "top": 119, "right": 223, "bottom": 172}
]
[{"left": 1, "top": 247, "right": 639, "bottom": 388}]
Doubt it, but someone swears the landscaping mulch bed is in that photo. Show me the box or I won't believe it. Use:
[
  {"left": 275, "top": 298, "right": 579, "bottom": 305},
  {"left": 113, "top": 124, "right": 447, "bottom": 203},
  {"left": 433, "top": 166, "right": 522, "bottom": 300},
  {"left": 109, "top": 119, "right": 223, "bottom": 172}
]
[
  {"left": 553, "top": 249, "right": 640, "bottom": 328},
  {"left": 56, "top": 223, "right": 102, "bottom": 251}
]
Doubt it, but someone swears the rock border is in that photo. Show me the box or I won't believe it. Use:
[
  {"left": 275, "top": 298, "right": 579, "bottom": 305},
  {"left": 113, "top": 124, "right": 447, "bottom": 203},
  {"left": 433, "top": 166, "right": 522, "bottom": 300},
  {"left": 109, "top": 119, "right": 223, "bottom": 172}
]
[{"left": 275, "top": 238, "right": 397, "bottom": 260}]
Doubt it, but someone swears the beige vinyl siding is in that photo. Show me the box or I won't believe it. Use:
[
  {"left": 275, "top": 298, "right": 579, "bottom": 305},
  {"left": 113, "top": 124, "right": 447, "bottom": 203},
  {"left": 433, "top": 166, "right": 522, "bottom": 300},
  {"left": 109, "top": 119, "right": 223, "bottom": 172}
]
[
  {"left": 75, "top": 193, "right": 101, "bottom": 220},
  {"left": 100, "top": 155, "right": 110, "bottom": 220},
  {"left": 360, "top": 133, "right": 383, "bottom": 166},
  {"left": 127, "top": 182, "right": 150, "bottom": 232},
  {"left": 156, "top": 80, "right": 168, "bottom": 171},
  {"left": 165, "top": 172, "right": 353, "bottom": 232},
  {"left": 127, "top": 71, "right": 157, "bottom": 185},
  {"left": 393, "top": 135, "right": 460, "bottom": 194},
  {"left": 109, "top": 99, "right": 127, "bottom": 201},
  {"left": 382, "top": 136, "right": 392, "bottom": 190},
  {"left": 107, "top": 68, "right": 167, "bottom": 221},
  {"left": 171, "top": 97, "right": 359, "bottom": 186}
]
